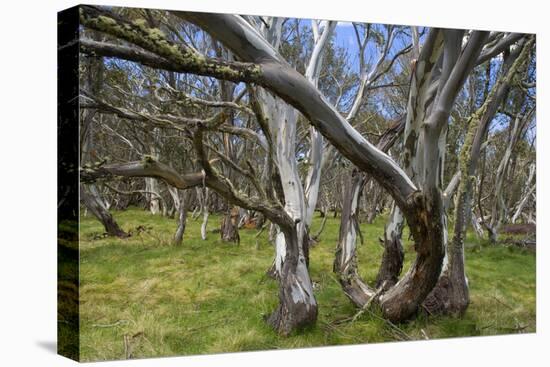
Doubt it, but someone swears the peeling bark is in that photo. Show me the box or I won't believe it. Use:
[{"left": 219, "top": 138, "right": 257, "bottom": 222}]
[
  {"left": 376, "top": 203, "right": 405, "bottom": 289},
  {"left": 267, "top": 225, "right": 318, "bottom": 335}
]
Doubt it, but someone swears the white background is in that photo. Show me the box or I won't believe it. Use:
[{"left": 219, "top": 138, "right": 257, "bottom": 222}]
[{"left": 0, "top": 0, "right": 547, "bottom": 365}]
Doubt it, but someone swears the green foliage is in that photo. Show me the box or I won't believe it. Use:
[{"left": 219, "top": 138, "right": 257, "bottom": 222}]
[{"left": 78, "top": 208, "right": 535, "bottom": 361}]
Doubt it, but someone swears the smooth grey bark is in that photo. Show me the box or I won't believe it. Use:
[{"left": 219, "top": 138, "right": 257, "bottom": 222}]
[
  {"left": 303, "top": 20, "right": 337, "bottom": 230},
  {"left": 334, "top": 169, "right": 374, "bottom": 306},
  {"left": 81, "top": 8, "right": 419, "bottom": 208},
  {"left": 145, "top": 128, "right": 162, "bottom": 215},
  {"left": 374, "top": 29, "right": 445, "bottom": 293},
  {"left": 192, "top": 124, "right": 317, "bottom": 335},
  {"left": 168, "top": 186, "right": 189, "bottom": 245},
  {"left": 144, "top": 177, "right": 161, "bottom": 214},
  {"left": 376, "top": 202, "right": 405, "bottom": 289}
]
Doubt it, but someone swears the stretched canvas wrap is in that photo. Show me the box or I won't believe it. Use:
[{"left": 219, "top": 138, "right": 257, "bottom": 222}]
[{"left": 58, "top": 4, "right": 536, "bottom": 362}]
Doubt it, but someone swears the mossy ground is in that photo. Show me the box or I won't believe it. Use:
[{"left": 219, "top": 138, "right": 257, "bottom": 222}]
[{"left": 78, "top": 208, "right": 535, "bottom": 361}]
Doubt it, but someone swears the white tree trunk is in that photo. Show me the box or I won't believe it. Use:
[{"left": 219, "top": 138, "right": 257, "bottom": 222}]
[
  {"left": 200, "top": 188, "right": 209, "bottom": 240},
  {"left": 258, "top": 19, "right": 335, "bottom": 275},
  {"left": 511, "top": 163, "right": 535, "bottom": 223},
  {"left": 145, "top": 178, "right": 161, "bottom": 215}
]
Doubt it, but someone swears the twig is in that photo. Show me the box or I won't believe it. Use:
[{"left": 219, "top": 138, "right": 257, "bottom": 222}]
[
  {"left": 492, "top": 295, "right": 514, "bottom": 310},
  {"left": 92, "top": 319, "right": 129, "bottom": 328}
]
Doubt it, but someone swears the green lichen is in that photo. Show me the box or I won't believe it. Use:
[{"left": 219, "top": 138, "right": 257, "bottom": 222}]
[
  {"left": 97, "top": 15, "right": 117, "bottom": 28},
  {"left": 81, "top": 8, "right": 263, "bottom": 83}
]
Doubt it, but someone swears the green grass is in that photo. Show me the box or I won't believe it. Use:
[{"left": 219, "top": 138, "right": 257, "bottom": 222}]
[{"left": 77, "top": 208, "right": 536, "bottom": 361}]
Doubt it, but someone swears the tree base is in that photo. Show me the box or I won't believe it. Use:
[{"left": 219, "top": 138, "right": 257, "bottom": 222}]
[
  {"left": 422, "top": 273, "right": 469, "bottom": 316},
  {"left": 265, "top": 300, "right": 317, "bottom": 336}
]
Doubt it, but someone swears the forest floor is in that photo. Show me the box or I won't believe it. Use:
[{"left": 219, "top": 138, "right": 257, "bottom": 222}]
[{"left": 78, "top": 208, "right": 536, "bottom": 361}]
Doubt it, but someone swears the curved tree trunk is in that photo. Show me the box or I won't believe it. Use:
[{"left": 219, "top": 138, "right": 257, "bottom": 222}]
[
  {"left": 334, "top": 170, "right": 374, "bottom": 306},
  {"left": 81, "top": 185, "right": 128, "bottom": 238}
]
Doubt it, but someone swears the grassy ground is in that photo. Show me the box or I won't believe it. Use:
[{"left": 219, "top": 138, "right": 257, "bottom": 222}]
[{"left": 78, "top": 208, "right": 536, "bottom": 361}]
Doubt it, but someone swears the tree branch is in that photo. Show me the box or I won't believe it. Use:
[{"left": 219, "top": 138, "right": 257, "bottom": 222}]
[{"left": 81, "top": 157, "right": 205, "bottom": 190}]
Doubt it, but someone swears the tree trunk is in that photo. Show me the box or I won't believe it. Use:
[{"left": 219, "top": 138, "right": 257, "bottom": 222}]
[
  {"left": 334, "top": 170, "right": 375, "bottom": 306},
  {"left": 488, "top": 110, "right": 532, "bottom": 241},
  {"left": 423, "top": 39, "right": 532, "bottom": 315},
  {"left": 376, "top": 203, "right": 405, "bottom": 289},
  {"left": 511, "top": 163, "right": 535, "bottom": 223},
  {"left": 221, "top": 206, "right": 240, "bottom": 243},
  {"left": 173, "top": 191, "right": 188, "bottom": 245},
  {"left": 145, "top": 177, "right": 161, "bottom": 215},
  {"left": 266, "top": 224, "right": 317, "bottom": 336},
  {"left": 81, "top": 185, "right": 127, "bottom": 238},
  {"left": 200, "top": 188, "right": 209, "bottom": 240}
]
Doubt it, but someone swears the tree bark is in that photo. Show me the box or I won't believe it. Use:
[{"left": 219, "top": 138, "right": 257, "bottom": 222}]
[
  {"left": 221, "top": 206, "right": 240, "bottom": 243},
  {"left": 423, "top": 38, "right": 532, "bottom": 315},
  {"left": 173, "top": 190, "right": 188, "bottom": 245},
  {"left": 81, "top": 185, "right": 128, "bottom": 238},
  {"left": 334, "top": 170, "right": 375, "bottom": 306},
  {"left": 199, "top": 187, "right": 210, "bottom": 240},
  {"left": 144, "top": 177, "right": 161, "bottom": 215},
  {"left": 376, "top": 203, "right": 405, "bottom": 289},
  {"left": 266, "top": 224, "right": 318, "bottom": 335}
]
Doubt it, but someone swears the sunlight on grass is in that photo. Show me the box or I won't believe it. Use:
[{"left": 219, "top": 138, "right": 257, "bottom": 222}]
[{"left": 78, "top": 208, "right": 536, "bottom": 361}]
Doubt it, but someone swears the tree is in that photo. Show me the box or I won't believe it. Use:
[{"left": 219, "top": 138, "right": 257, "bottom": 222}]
[{"left": 78, "top": 5, "right": 534, "bottom": 331}]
